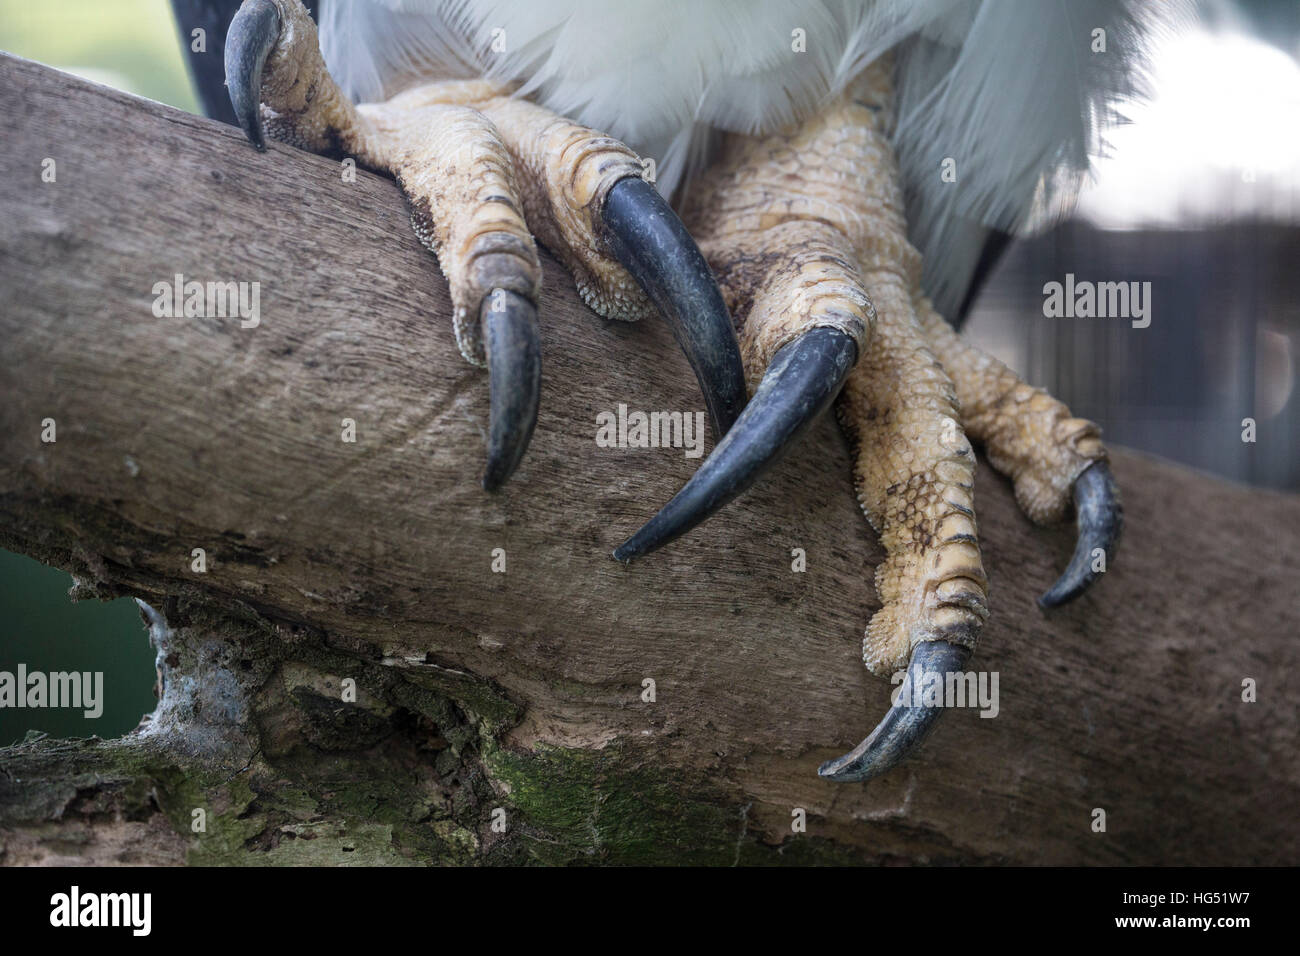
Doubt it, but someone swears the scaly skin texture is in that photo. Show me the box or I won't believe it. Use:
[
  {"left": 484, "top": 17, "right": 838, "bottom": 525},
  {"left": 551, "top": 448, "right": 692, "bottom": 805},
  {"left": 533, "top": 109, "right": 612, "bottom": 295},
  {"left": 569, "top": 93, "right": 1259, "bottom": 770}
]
[
  {"left": 840, "top": 275, "right": 989, "bottom": 675},
  {"left": 685, "top": 59, "right": 1105, "bottom": 676},
  {"left": 914, "top": 297, "right": 1107, "bottom": 525},
  {"left": 250, "top": 5, "right": 1108, "bottom": 681},
  {"left": 680, "top": 73, "right": 886, "bottom": 386},
  {"left": 255, "top": 0, "right": 650, "bottom": 366}
]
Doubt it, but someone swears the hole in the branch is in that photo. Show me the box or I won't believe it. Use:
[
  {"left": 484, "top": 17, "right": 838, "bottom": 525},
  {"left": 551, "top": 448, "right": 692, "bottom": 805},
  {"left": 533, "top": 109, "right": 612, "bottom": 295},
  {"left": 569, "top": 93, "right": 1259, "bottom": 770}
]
[{"left": 0, "top": 549, "right": 157, "bottom": 746}]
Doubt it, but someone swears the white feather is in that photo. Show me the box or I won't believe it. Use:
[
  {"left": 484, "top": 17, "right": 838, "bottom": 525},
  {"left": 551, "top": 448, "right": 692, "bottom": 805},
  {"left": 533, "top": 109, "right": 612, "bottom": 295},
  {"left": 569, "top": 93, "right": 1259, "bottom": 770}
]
[{"left": 318, "top": 0, "right": 1180, "bottom": 315}]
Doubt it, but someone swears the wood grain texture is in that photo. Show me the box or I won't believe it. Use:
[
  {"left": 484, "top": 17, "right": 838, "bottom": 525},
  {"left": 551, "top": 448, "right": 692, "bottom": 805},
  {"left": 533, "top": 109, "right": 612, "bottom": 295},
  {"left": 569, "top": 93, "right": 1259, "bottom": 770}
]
[{"left": 1, "top": 55, "right": 1297, "bottom": 864}]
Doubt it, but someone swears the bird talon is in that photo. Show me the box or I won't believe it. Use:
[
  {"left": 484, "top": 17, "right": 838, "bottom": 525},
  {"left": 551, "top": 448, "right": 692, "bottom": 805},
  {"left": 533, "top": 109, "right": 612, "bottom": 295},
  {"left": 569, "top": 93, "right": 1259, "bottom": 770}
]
[
  {"left": 601, "top": 177, "right": 748, "bottom": 440},
  {"left": 614, "top": 326, "right": 858, "bottom": 561},
  {"left": 818, "top": 641, "right": 972, "bottom": 783},
  {"left": 1038, "top": 460, "right": 1123, "bottom": 608},
  {"left": 481, "top": 290, "right": 542, "bottom": 492},
  {"left": 224, "top": 0, "right": 281, "bottom": 151}
]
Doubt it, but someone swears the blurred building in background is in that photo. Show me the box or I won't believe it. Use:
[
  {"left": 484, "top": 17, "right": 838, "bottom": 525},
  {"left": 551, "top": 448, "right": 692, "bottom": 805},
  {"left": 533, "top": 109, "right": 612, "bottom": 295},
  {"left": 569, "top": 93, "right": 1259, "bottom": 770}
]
[
  {"left": 969, "top": 222, "right": 1298, "bottom": 490},
  {"left": 967, "top": 0, "right": 1300, "bottom": 490}
]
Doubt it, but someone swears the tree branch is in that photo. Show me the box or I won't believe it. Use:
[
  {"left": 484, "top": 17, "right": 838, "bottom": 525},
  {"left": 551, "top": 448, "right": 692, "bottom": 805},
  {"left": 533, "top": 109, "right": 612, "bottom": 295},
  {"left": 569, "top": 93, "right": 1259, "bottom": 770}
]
[{"left": 1, "top": 55, "right": 1296, "bottom": 865}]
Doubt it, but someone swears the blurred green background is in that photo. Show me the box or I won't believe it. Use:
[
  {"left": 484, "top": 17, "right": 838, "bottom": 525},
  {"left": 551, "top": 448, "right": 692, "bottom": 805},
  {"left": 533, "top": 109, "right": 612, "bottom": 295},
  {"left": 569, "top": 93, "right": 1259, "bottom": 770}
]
[
  {"left": 0, "top": 0, "right": 193, "bottom": 745},
  {"left": 0, "top": 553, "right": 155, "bottom": 744},
  {"left": 0, "top": 0, "right": 195, "bottom": 111}
]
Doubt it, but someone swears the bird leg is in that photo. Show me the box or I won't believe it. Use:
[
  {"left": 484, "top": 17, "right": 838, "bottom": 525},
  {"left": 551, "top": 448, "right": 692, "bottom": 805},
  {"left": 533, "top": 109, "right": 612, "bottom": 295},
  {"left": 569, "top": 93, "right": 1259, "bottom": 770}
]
[
  {"left": 224, "top": 0, "right": 750, "bottom": 488},
  {"left": 619, "top": 57, "right": 1120, "bottom": 781},
  {"left": 913, "top": 299, "right": 1121, "bottom": 607}
]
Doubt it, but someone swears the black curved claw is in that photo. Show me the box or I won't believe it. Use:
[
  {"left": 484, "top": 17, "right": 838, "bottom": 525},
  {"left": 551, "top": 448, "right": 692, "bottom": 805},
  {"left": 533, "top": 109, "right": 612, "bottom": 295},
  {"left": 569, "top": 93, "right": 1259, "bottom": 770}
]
[
  {"left": 613, "top": 327, "right": 857, "bottom": 562},
  {"left": 818, "top": 641, "right": 972, "bottom": 783},
  {"left": 481, "top": 290, "right": 542, "bottom": 492},
  {"left": 224, "top": 0, "right": 281, "bottom": 151},
  {"left": 1038, "top": 460, "right": 1123, "bottom": 608},
  {"left": 601, "top": 177, "right": 748, "bottom": 439}
]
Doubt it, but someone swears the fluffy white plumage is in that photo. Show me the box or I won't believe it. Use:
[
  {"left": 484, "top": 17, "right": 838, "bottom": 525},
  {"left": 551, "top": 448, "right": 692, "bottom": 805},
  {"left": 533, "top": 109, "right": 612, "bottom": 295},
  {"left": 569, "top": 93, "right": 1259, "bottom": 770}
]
[{"left": 317, "top": 0, "right": 1171, "bottom": 316}]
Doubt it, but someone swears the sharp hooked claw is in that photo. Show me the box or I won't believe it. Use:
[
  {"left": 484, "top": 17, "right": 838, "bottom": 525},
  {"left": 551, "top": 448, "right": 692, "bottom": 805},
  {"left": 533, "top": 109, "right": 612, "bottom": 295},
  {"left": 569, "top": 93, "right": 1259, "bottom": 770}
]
[
  {"left": 481, "top": 290, "right": 542, "bottom": 492},
  {"left": 601, "top": 177, "right": 748, "bottom": 438},
  {"left": 224, "top": 0, "right": 281, "bottom": 151},
  {"left": 1038, "top": 460, "right": 1123, "bottom": 608},
  {"left": 613, "top": 326, "right": 857, "bottom": 562},
  {"left": 818, "top": 640, "right": 972, "bottom": 783}
]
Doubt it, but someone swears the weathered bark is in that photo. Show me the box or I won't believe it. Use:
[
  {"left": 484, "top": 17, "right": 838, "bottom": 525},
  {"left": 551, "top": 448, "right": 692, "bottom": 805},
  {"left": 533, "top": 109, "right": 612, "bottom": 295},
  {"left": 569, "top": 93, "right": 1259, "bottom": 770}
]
[{"left": 1, "top": 54, "right": 1296, "bottom": 865}]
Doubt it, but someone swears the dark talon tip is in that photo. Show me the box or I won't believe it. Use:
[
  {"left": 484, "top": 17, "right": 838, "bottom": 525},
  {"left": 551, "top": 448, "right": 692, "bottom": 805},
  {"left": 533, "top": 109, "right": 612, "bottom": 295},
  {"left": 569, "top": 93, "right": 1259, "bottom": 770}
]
[
  {"left": 601, "top": 176, "right": 747, "bottom": 439},
  {"left": 1038, "top": 460, "right": 1123, "bottom": 608},
  {"left": 224, "top": 0, "right": 281, "bottom": 151},
  {"left": 481, "top": 290, "right": 542, "bottom": 492},
  {"left": 818, "top": 641, "right": 972, "bottom": 783},
  {"left": 613, "top": 326, "right": 857, "bottom": 562}
]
